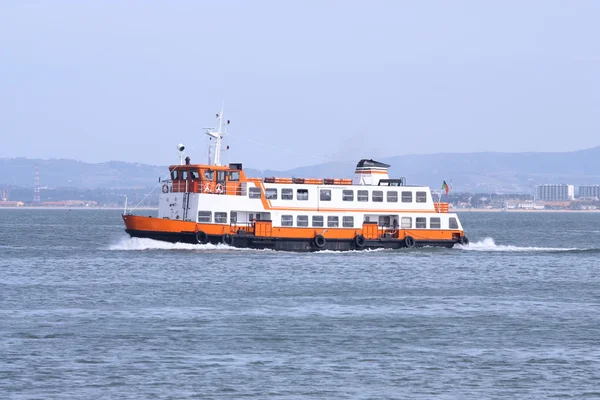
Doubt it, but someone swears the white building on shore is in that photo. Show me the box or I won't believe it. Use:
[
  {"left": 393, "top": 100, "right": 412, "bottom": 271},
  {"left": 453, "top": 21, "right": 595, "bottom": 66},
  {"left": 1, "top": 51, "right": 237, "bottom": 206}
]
[
  {"left": 578, "top": 185, "right": 600, "bottom": 199},
  {"left": 536, "top": 184, "right": 575, "bottom": 201}
]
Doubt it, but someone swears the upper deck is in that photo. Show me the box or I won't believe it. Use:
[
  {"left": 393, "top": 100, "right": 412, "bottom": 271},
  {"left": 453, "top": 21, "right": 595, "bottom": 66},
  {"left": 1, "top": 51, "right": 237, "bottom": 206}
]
[{"left": 161, "top": 161, "right": 449, "bottom": 213}]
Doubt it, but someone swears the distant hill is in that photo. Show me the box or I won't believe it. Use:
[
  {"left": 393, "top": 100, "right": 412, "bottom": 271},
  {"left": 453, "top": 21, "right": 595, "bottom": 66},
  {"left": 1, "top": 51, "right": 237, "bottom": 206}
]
[
  {"left": 0, "top": 158, "right": 166, "bottom": 189},
  {"left": 2, "top": 146, "right": 600, "bottom": 192},
  {"left": 0, "top": 157, "right": 264, "bottom": 189},
  {"left": 263, "top": 146, "right": 600, "bottom": 193}
]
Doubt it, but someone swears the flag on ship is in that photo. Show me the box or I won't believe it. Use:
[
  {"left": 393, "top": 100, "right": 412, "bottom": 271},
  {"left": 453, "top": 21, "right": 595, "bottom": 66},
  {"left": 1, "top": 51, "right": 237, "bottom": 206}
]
[{"left": 442, "top": 180, "right": 450, "bottom": 195}]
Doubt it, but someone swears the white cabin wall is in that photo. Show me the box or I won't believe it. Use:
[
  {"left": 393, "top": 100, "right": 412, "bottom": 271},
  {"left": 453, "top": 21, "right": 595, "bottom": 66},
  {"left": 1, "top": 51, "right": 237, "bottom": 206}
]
[
  {"left": 158, "top": 193, "right": 187, "bottom": 220},
  {"left": 158, "top": 184, "right": 463, "bottom": 231}
]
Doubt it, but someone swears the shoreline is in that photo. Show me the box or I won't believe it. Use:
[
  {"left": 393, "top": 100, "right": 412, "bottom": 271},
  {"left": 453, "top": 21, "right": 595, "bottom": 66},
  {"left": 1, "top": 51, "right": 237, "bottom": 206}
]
[
  {"left": 453, "top": 208, "right": 600, "bottom": 213},
  {"left": 1, "top": 207, "right": 598, "bottom": 213},
  {"left": 0, "top": 206, "right": 158, "bottom": 211}
]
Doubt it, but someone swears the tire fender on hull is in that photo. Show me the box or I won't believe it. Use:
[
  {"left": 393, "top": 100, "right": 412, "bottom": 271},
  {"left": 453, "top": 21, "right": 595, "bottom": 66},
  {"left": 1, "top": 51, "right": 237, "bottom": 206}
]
[
  {"left": 196, "top": 230, "right": 209, "bottom": 244},
  {"left": 354, "top": 234, "right": 366, "bottom": 248},
  {"left": 404, "top": 235, "right": 415, "bottom": 248},
  {"left": 313, "top": 234, "right": 326, "bottom": 249},
  {"left": 222, "top": 233, "right": 233, "bottom": 245}
]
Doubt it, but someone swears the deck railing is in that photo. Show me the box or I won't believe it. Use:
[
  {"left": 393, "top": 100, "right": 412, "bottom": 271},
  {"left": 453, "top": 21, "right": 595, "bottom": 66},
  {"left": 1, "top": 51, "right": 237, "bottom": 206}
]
[{"left": 434, "top": 202, "right": 449, "bottom": 213}]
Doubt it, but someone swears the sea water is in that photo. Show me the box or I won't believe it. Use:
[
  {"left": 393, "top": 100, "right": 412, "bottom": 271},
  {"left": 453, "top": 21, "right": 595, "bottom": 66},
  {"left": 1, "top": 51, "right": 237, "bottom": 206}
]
[{"left": 1, "top": 210, "right": 599, "bottom": 399}]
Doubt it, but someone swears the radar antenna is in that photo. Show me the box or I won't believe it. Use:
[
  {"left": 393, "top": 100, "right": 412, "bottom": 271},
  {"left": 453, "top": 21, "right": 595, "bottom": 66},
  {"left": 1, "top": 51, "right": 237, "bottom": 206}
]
[{"left": 177, "top": 143, "right": 185, "bottom": 165}]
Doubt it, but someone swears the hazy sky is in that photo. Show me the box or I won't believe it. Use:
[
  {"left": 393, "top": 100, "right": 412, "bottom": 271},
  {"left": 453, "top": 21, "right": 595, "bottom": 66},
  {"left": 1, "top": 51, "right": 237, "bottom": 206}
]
[{"left": 1, "top": 1, "right": 599, "bottom": 170}]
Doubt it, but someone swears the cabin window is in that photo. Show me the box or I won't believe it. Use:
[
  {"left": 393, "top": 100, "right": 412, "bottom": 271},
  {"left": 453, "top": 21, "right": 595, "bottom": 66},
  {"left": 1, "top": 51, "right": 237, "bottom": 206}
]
[
  {"left": 297, "top": 189, "right": 309, "bottom": 201},
  {"left": 229, "top": 171, "right": 240, "bottom": 181},
  {"left": 401, "top": 217, "right": 412, "bottom": 228},
  {"left": 342, "top": 190, "right": 354, "bottom": 201},
  {"left": 312, "top": 215, "right": 324, "bottom": 227},
  {"left": 327, "top": 216, "right": 339, "bottom": 227},
  {"left": 191, "top": 170, "right": 200, "bottom": 180},
  {"left": 297, "top": 215, "right": 309, "bottom": 227},
  {"left": 416, "top": 217, "right": 427, "bottom": 228},
  {"left": 282, "top": 188, "right": 293, "bottom": 200},
  {"left": 198, "top": 211, "right": 212, "bottom": 223},
  {"left": 387, "top": 191, "right": 398, "bottom": 202},
  {"left": 281, "top": 215, "right": 293, "bottom": 226},
  {"left": 449, "top": 217, "right": 459, "bottom": 229},
  {"left": 217, "top": 171, "right": 226, "bottom": 182},
  {"left": 343, "top": 216, "right": 354, "bottom": 228},
  {"left": 266, "top": 188, "right": 277, "bottom": 200},
  {"left": 378, "top": 215, "right": 391, "bottom": 227},
  {"left": 416, "top": 191, "right": 427, "bottom": 203},
  {"left": 204, "top": 170, "right": 214, "bottom": 180},
  {"left": 372, "top": 190, "right": 383, "bottom": 202},
  {"left": 249, "top": 187, "right": 262, "bottom": 199},
  {"left": 357, "top": 190, "right": 368, "bottom": 202},
  {"left": 215, "top": 212, "right": 227, "bottom": 224},
  {"left": 401, "top": 191, "right": 412, "bottom": 203},
  {"left": 430, "top": 217, "right": 441, "bottom": 229},
  {"left": 320, "top": 189, "right": 331, "bottom": 201},
  {"left": 256, "top": 212, "right": 270, "bottom": 221},
  {"left": 230, "top": 211, "right": 237, "bottom": 224},
  {"left": 181, "top": 170, "right": 189, "bottom": 180}
]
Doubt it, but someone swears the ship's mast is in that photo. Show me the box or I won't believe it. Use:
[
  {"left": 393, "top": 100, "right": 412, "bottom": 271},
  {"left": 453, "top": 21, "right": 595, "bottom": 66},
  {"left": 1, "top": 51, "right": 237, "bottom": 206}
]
[{"left": 204, "top": 108, "right": 228, "bottom": 166}]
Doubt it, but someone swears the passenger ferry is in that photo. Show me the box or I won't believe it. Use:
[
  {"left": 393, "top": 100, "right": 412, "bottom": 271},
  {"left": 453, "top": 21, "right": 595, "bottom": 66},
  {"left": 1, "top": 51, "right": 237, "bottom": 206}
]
[{"left": 122, "top": 112, "right": 469, "bottom": 251}]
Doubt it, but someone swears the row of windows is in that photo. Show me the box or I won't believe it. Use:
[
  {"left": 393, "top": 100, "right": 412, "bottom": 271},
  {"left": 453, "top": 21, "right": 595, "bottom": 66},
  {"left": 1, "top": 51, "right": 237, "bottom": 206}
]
[
  {"left": 281, "top": 215, "right": 354, "bottom": 228},
  {"left": 280, "top": 215, "right": 457, "bottom": 229},
  {"left": 198, "top": 211, "right": 458, "bottom": 229},
  {"left": 249, "top": 187, "right": 428, "bottom": 203},
  {"left": 173, "top": 169, "right": 241, "bottom": 182}
]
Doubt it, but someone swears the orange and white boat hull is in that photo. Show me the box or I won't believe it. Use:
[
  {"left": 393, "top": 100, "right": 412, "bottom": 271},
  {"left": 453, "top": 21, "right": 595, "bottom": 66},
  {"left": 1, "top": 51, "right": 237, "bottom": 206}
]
[{"left": 123, "top": 214, "right": 466, "bottom": 251}]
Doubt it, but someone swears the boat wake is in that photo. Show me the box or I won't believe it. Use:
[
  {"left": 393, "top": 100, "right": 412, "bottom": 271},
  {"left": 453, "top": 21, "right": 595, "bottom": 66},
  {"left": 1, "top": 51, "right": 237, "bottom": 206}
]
[
  {"left": 315, "top": 248, "right": 389, "bottom": 254},
  {"left": 108, "top": 236, "right": 595, "bottom": 254},
  {"left": 456, "top": 237, "right": 582, "bottom": 252},
  {"left": 108, "top": 237, "right": 267, "bottom": 252}
]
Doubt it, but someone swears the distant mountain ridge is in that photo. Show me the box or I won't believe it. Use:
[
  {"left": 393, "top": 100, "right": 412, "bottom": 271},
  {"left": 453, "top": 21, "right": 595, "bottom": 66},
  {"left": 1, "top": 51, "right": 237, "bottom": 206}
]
[
  {"left": 2, "top": 146, "right": 600, "bottom": 192},
  {"left": 264, "top": 146, "right": 600, "bottom": 193}
]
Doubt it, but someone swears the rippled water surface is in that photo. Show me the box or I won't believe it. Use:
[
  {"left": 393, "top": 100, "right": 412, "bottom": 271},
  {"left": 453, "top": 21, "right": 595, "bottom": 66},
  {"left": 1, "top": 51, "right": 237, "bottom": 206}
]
[{"left": 1, "top": 209, "right": 600, "bottom": 399}]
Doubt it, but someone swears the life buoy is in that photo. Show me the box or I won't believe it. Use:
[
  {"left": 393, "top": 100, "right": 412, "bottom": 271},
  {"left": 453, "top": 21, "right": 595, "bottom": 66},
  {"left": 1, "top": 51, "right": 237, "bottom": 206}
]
[
  {"left": 313, "top": 234, "right": 326, "bottom": 249},
  {"left": 404, "top": 235, "right": 415, "bottom": 248},
  {"left": 203, "top": 183, "right": 212, "bottom": 193},
  {"left": 354, "top": 234, "right": 366, "bottom": 248},
  {"left": 222, "top": 233, "right": 233, "bottom": 245},
  {"left": 161, "top": 184, "right": 169, "bottom": 193},
  {"left": 195, "top": 230, "right": 209, "bottom": 244},
  {"left": 215, "top": 184, "right": 224, "bottom": 194},
  {"left": 459, "top": 236, "right": 469, "bottom": 245}
]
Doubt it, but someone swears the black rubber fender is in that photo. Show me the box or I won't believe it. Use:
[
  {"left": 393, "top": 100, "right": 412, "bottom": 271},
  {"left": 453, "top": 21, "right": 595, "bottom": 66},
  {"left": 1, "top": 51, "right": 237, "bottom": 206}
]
[
  {"left": 222, "top": 233, "right": 233, "bottom": 245},
  {"left": 459, "top": 236, "right": 469, "bottom": 245},
  {"left": 195, "top": 230, "right": 209, "bottom": 244},
  {"left": 313, "top": 234, "right": 326, "bottom": 249},
  {"left": 404, "top": 235, "right": 415, "bottom": 248},
  {"left": 354, "top": 234, "right": 366, "bottom": 248}
]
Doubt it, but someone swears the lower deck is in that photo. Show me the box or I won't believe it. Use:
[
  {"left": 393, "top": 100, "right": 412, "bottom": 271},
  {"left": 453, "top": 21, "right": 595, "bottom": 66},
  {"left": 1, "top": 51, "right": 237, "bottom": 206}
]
[{"left": 123, "top": 215, "right": 467, "bottom": 252}]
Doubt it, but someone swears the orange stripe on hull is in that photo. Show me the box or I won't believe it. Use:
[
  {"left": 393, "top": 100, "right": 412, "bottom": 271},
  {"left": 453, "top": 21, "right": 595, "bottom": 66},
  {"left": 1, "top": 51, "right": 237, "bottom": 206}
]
[
  {"left": 122, "top": 215, "right": 463, "bottom": 241},
  {"left": 122, "top": 215, "right": 228, "bottom": 235}
]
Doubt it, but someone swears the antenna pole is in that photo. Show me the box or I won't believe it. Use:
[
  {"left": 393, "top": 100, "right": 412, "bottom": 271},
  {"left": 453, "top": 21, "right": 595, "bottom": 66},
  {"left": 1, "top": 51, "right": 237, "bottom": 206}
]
[
  {"left": 204, "top": 108, "right": 227, "bottom": 166},
  {"left": 214, "top": 108, "right": 223, "bottom": 166}
]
